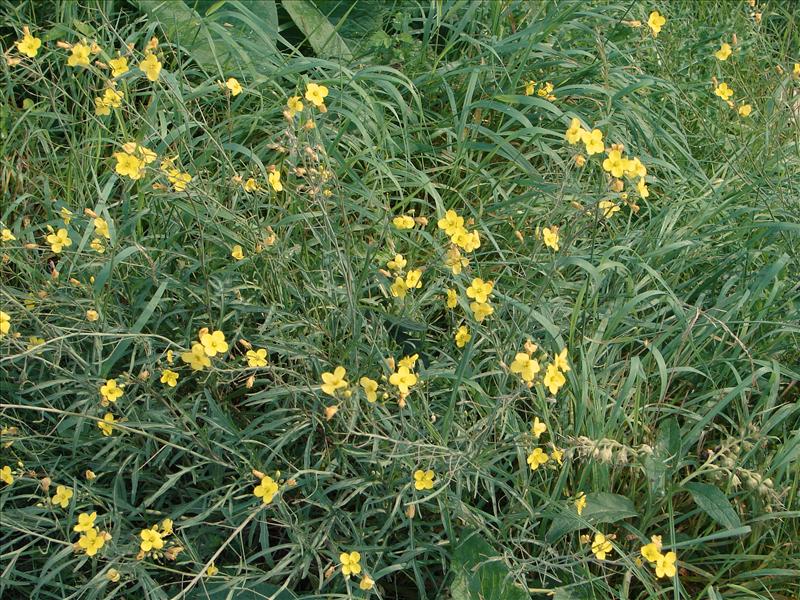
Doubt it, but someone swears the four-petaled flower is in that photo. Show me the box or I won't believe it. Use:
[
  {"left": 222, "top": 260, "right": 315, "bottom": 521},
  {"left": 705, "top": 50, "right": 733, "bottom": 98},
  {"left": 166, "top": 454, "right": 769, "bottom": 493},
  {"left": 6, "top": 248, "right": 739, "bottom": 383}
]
[
  {"left": 543, "top": 363, "right": 566, "bottom": 395},
  {"left": 200, "top": 330, "right": 228, "bottom": 357},
  {"left": 360, "top": 377, "right": 378, "bottom": 402},
  {"left": 139, "top": 53, "right": 162, "bottom": 81},
  {"left": 531, "top": 417, "right": 547, "bottom": 438},
  {"left": 455, "top": 325, "right": 471, "bottom": 348},
  {"left": 139, "top": 526, "right": 165, "bottom": 552},
  {"left": 160, "top": 369, "right": 179, "bottom": 387},
  {"left": 466, "top": 278, "right": 493, "bottom": 304},
  {"left": 74, "top": 511, "right": 97, "bottom": 533},
  {"left": 647, "top": 11, "right": 666, "bottom": 37},
  {"left": 321, "top": 366, "right": 348, "bottom": 396},
  {"left": 226, "top": 77, "right": 242, "bottom": 96},
  {"left": 253, "top": 474, "right": 279, "bottom": 504},
  {"left": 246, "top": 349, "right": 268, "bottom": 368},
  {"left": 527, "top": 448, "right": 549, "bottom": 470},
  {"left": 305, "top": 82, "right": 329, "bottom": 108},
  {"left": 591, "top": 533, "right": 613, "bottom": 560},
  {"left": 17, "top": 32, "right": 42, "bottom": 58},
  {"left": 542, "top": 226, "right": 559, "bottom": 251},
  {"left": 340, "top": 551, "right": 362, "bottom": 577},
  {"left": 389, "top": 366, "right": 417, "bottom": 394},
  {"left": 510, "top": 352, "right": 540, "bottom": 383},
  {"left": 46, "top": 228, "right": 72, "bottom": 253},
  {"left": 100, "top": 379, "right": 123, "bottom": 404},
  {"left": 182, "top": 343, "right": 211, "bottom": 371},
  {"left": 98, "top": 412, "right": 116, "bottom": 436},
  {"left": 52, "top": 485, "right": 74, "bottom": 508},
  {"left": 413, "top": 469, "right": 435, "bottom": 490},
  {"left": 67, "top": 42, "right": 91, "bottom": 67}
]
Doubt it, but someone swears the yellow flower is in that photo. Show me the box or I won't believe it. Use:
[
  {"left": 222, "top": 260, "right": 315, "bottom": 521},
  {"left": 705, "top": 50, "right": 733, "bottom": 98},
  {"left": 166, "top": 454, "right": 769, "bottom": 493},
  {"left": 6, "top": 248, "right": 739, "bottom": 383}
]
[
  {"left": 100, "top": 379, "right": 124, "bottom": 404},
  {"left": 794, "top": 63, "right": 800, "bottom": 77},
  {"left": 1, "top": 465, "right": 14, "bottom": 485},
  {"left": 160, "top": 518, "right": 173, "bottom": 535},
  {"left": 599, "top": 200, "right": 620, "bottom": 218},
  {"left": 470, "top": 301, "right": 494, "bottom": 322},
  {"left": 543, "top": 363, "right": 566, "bottom": 395},
  {"left": 390, "top": 276, "right": 408, "bottom": 299},
  {"left": 591, "top": 533, "right": 613, "bottom": 560},
  {"left": 67, "top": 42, "right": 91, "bottom": 67},
  {"left": 160, "top": 369, "right": 179, "bottom": 387},
  {"left": 714, "top": 82, "right": 734, "bottom": 101},
  {"left": 446, "top": 288, "right": 458, "bottom": 309},
  {"left": 78, "top": 527, "right": 107, "bottom": 556},
  {"left": 89, "top": 238, "right": 105, "bottom": 254},
  {"left": 246, "top": 349, "right": 268, "bottom": 367},
  {"left": 637, "top": 177, "right": 650, "bottom": 198},
  {"left": 575, "top": 492, "right": 586, "bottom": 515},
  {"left": 253, "top": 475, "right": 279, "bottom": 504},
  {"left": 103, "top": 88, "right": 124, "bottom": 109},
  {"left": 46, "top": 228, "right": 72, "bottom": 253},
  {"left": 387, "top": 253, "right": 407, "bottom": 272},
  {"left": 455, "top": 325, "right": 471, "bottom": 348},
  {"left": 626, "top": 157, "right": 647, "bottom": 178},
  {"left": 359, "top": 377, "right": 378, "bottom": 402},
  {"left": 181, "top": 343, "right": 211, "bottom": 370},
  {"left": 305, "top": 82, "right": 329, "bottom": 107},
  {"left": 525, "top": 80, "right": 536, "bottom": 96},
  {"left": 389, "top": 366, "right": 417, "bottom": 394},
  {"left": 93, "top": 217, "right": 111, "bottom": 240},
  {"left": 226, "top": 77, "right": 242, "bottom": 96},
  {"left": 1, "top": 228, "right": 15, "bottom": 242},
  {"left": 553, "top": 348, "right": 570, "bottom": 372},
  {"left": 98, "top": 412, "right": 116, "bottom": 436},
  {"left": 452, "top": 228, "right": 480, "bottom": 252},
  {"left": 393, "top": 215, "right": 415, "bottom": 229},
  {"left": 200, "top": 330, "right": 228, "bottom": 357},
  {"left": 242, "top": 177, "right": 259, "bottom": 192},
  {"left": 287, "top": 95, "right": 304, "bottom": 117},
  {"left": 574, "top": 154, "right": 586, "bottom": 167},
  {"left": 106, "top": 568, "right": 121, "bottom": 582},
  {"left": 340, "top": 551, "right": 362, "bottom": 577},
  {"left": 51, "top": 485, "right": 74, "bottom": 508},
  {"left": 641, "top": 536, "right": 662, "bottom": 563},
  {"left": 398, "top": 354, "right": 418, "bottom": 369},
  {"left": 268, "top": 170, "right": 283, "bottom": 192},
  {"left": 531, "top": 417, "right": 547, "bottom": 438},
  {"left": 551, "top": 446, "right": 563, "bottom": 465},
  {"left": 738, "top": 103, "right": 752, "bottom": 117},
  {"left": 113, "top": 152, "right": 145, "bottom": 180},
  {"left": 139, "top": 53, "right": 162, "bottom": 81},
  {"left": 647, "top": 11, "right": 666, "bottom": 37},
  {"left": 206, "top": 562, "right": 219, "bottom": 577},
  {"left": 527, "top": 448, "right": 548, "bottom": 470},
  {"left": 122, "top": 142, "right": 157, "bottom": 164},
  {"left": 0, "top": 311, "right": 10, "bottom": 337},
  {"left": 437, "top": 209, "right": 464, "bottom": 236},
  {"left": 140, "top": 526, "right": 165, "bottom": 552},
  {"left": 542, "top": 226, "right": 559, "bottom": 251},
  {"left": 715, "top": 42, "right": 732, "bottom": 61},
  {"left": 510, "top": 352, "right": 540, "bottom": 383},
  {"left": 444, "top": 246, "right": 469, "bottom": 275},
  {"left": 231, "top": 245, "right": 244, "bottom": 261},
  {"left": 17, "top": 32, "right": 42, "bottom": 58},
  {"left": 413, "top": 469, "right": 435, "bottom": 490},
  {"left": 74, "top": 511, "right": 97, "bottom": 533},
  {"left": 602, "top": 149, "right": 628, "bottom": 178},
  {"left": 109, "top": 56, "right": 128, "bottom": 77},
  {"left": 565, "top": 117, "right": 584, "bottom": 144},
  {"left": 466, "top": 278, "right": 493, "bottom": 304},
  {"left": 655, "top": 551, "right": 677, "bottom": 578},
  {"left": 321, "top": 366, "right": 348, "bottom": 396},
  {"left": 165, "top": 168, "right": 192, "bottom": 191},
  {"left": 405, "top": 269, "right": 422, "bottom": 289},
  {"left": 86, "top": 309, "right": 100, "bottom": 322},
  {"left": 581, "top": 128, "right": 604, "bottom": 155},
  {"left": 359, "top": 575, "right": 375, "bottom": 590}
]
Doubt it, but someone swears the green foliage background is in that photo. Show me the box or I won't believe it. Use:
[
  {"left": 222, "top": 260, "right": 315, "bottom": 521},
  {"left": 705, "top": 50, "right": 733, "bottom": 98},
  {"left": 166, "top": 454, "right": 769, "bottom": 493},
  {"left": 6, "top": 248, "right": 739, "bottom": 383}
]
[{"left": 1, "top": 0, "right": 799, "bottom": 599}]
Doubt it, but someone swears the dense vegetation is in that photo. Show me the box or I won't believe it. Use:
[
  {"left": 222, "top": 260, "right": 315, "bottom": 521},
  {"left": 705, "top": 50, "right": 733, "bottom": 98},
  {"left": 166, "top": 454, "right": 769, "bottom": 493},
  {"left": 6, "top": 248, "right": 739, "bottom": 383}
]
[{"left": 1, "top": 1, "right": 798, "bottom": 599}]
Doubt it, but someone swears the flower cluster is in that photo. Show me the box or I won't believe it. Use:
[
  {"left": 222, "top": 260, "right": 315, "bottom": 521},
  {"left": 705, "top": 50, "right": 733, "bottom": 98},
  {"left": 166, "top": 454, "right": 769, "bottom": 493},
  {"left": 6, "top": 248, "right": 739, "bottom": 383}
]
[{"left": 73, "top": 511, "right": 112, "bottom": 557}]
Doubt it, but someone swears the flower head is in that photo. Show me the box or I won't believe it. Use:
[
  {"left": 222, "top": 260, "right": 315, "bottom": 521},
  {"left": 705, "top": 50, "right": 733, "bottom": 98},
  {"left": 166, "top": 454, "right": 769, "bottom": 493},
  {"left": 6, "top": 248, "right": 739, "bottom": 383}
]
[
  {"left": 305, "top": 82, "right": 329, "bottom": 107},
  {"left": 0, "top": 311, "right": 10, "bottom": 337},
  {"left": 738, "top": 103, "right": 752, "bottom": 117},
  {"left": 340, "top": 551, "right": 362, "bottom": 577},
  {"left": 140, "top": 526, "right": 165, "bottom": 552},
  {"left": 74, "top": 511, "right": 97, "bottom": 533},
  {"left": 455, "top": 325, "right": 471, "bottom": 348},
  {"left": 715, "top": 42, "right": 732, "bottom": 61},
  {"left": 591, "top": 533, "right": 613, "bottom": 560},
  {"left": 78, "top": 527, "right": 107, "bottom": 556},
  {"left": 510, "top": 352, "right": 540, "bottom": 383},
  {"left": 46, "top": 228, "right": 72, "bottom": 253},
  {"left": 268, "top": 170, "right": 282, "bottom": 192},
  {"left": 553, "top": 348, "right": 570, "bottom": 372},
  {"left": 531, "top": 417, "right": 547, "bottom": 438},
  {"left": 100, "top": 379, "right": 124, "bottom": 404},
  {"left": 359, "top": 575, "right": 375, "bottom": 590},
  {"left": 0, "top": 465, "right": 13, "bottom": 485},
  {"left": 17, "top": 32, "right": 42, "bottom": 58},
  {"left": 527, "top": 448, "right": 548, "bottom": 470},
  {"left": 109, "top": 56, "right": 128, "bottom": 77},
  {"left": 715, "top": 82, "right": 734, "bottom": 101},
  {"left": 389, "top": 366, "right": 417, "bottom": 394},
  {"left": 655, "top": 551, "right": 677, "bottom": 578},
  {"left": 598, "top": 200, "right": 620, "bottom": 219},
  {"left": 226, "top": 77, "right": 242, "bottom": 96},
  {"left": 139, "top": 53, "right": 162, "bottom": 81},
  {"left": 437, "top": 210, "right": 464, "bottom": 236},
  {"left": 543, "top": 363, "right": 566, "bottom": 395},
  {"left": 246, "top": 349, "right": 268, "bottom": 368},
  {"left": 647, "top": 11, "right": 666, "bottom": 36},
  {"left": 446, "top": 288, "right": 458, "bottom": 309},
  {"left": 470, "top": 301, "right": 494, "bottom": 322},
  {"left": 542, "top": 226, "right": 559, "bottom": 251},
  {"left": 575, "top": 492, "right": 586, "bottom": 515},
  {"left": 413, "top": 469, "right": 435, "bottom": 490},
  {"left": 94, "top": 217, "right": 111, "bottom": 240},
  {"left": 253, "top": 474, "right": 279, "bottom": 504},
  {"left": 287, "top": 96, "right": 304, "bottom": 117},
  {"left": 67, "top": 42, "right": 91, "bottom": 67},
  {"left": 51, "top": 485, "right": 73, "bottom": 508},
  {"left": 602, "top": 149, "right": 628, "bottom": 178},
  {"left": 390, "top": 276, "right": 408, "bottom": 298},
  {"left": 98, "top": 412, "right": 116, "bottom": 436},
  {"left": 181, "top": 343, "right": 211, "bottom": 371},
  {"left": 393, "top": 215, "right": 415, "bottom": 229},
  {"left": 581, "top": 128, "right": 604, "bottom": 155},
  {"left": 565, "top": 117, "right": 584, "bottom": 144},
  {"left": 466, "top": 278, "right": 493, "bottom": 304},
  {"left": 360, "top": 377, "right": 378, "bottom": 402},
  {"left": 1, "top": 229, "right": 15, "bottom": 242},
  {"left": 160, "top": 369, "right": 179, "bottom": 387},
  {"left": 113, "top": 152, "right": 145, "bottom": 180},
  {"left": 321, "top": 366, "right": 348, "bottom": 396},
  {"left": 200, "top": 330, "right": 228, "bottom": 357}
]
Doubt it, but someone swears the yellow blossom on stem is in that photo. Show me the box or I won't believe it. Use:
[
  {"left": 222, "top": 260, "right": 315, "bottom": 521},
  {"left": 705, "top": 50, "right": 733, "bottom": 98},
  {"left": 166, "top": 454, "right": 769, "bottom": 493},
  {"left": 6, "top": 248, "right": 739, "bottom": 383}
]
[
  {"left": 575, "top": 492, "right": 587, "bottom": 515},
  {"left": 655, "top": 551, "right": 677, "bottom": 578},
  {"left": 253, "top": 474, "right": 279, "bottom": 504},
  {"left": 51, "top": 485, "right": 73, "bottom": 508},
  {"left": 466, "top": 278, "right": 493, "bottom": 304},
  {"left": 543, "top": 363, "right": 566, "bottom": 395},
  {"left": 599, "top": 200, "right": 620, "bottom": 218},
  {"left": 200, "top": 330, "right": 228, "bottom": 357},
  {"left": 359, "top": 377, "right": 378, "bottom": 402},
  {"left": 510, "top": 352, "right": 540, "bottom": 383},
  {"left": 527, "top": 448, "right": 548, "bottom": 470},
  {"left": 437, "top": 209, "right": 464, "bottom": 236},
  {"left": 715, "top": 42, "right": 732, "bottom": 61},
  {"left": 74, "top": 511, "right": 97, "bottom": 533},
  {"left": 591, "top": 533, "right": 613, "bottom": 560},
  {"left": 67, "top": 42, "right": 91, "bottom": 67},
  {"left": 109, "top": 56, "right": 128, "bottom": 77},
  {"left": 246, "top": 349, "right": 268, "bottom": 367},
  {"left": 393, "top": 215, "right": 415, "bottom": 229},
  {"left": 17, "top": 31, "right": 42, "bottom": 58},
  {"left": 268, "top": 170, "right": 282, "bottom": 192},
  {"left": 139, "top": 53, "right": 162, "bottom": 81},
  {"left": 531, "top": 417, "right": 547, "bottom": 438},
  {"left": 647, "top": 11, "right": 666, "bottom": 37},
  {"left": 100, "top": 379, "right": 123, "bottom": 404},
  {"left": 413, "top": 469, "right": 435, "bottom": 490},
  {"left": 470, "top": 301, "right": 494, "bottom": 322},
  {"left": 446, "top": 288, "right": 458, "bottom": 309},
  {"left": 389, "top": 366, "right": 417, "bottom": 394},
  {"left": 98, "top": 412, "right": 116, "bottom": 436},
  {"left": 542, "top": 226, "right": 559, "bottom": 251},
  {"left": 46, "top": 228, "right": 72, "bottom": 253},
  {"left": 321, "top": 366, "right": 348, "bottom": 396},
  {"left": 565, "top": 117, "right": 584, "bottom": 144},
  {"left": 231, "top": 245, "right": 244, "bottom": 261},
  {"left": 305, "top": 82, "right": 329, "bottom": 108},
  {"left": 1, "top": 465, "right": 14, "bottom": 485},
  {"left": 160, "top": 369, "right": 179, "bottom": 387},
  {"left": 225, "top": 77, "right": 242, "bottom": 96},
  {"left": 181, "top": 343, "right": 211, "bottom": 371},
  {"left": 340, "top": 551, "right": 362, "bottom": 577},
  {"left": 287, "top": 95, "right": 304, "bottom": 117},
  {"left": 455, "top": 325, "right": 471, "bottom": 348},
  {"left": 140, "top": 526, "right": 165, "bottom": 552},
  {"left": 581, "top": 128, "right": 604, "bottom": 155}
]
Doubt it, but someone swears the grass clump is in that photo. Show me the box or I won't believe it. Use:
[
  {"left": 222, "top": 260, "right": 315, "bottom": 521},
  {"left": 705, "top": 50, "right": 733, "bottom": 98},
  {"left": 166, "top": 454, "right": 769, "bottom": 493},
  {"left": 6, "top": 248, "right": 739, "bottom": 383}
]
[{"left": 1, "top": 1, "right": 798, "bottom": 599}]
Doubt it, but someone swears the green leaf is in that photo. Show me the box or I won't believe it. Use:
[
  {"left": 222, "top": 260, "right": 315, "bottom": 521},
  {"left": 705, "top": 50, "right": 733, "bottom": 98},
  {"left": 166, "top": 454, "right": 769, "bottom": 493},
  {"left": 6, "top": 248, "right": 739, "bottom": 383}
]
[
  {"left": 185, "top": 582, "right": 296, "bottom": 599},
  {"left": 546, "top": 492, "right": 638, "bottom": 542},
  {"left": 684, "top": 482, "right": 742, "bottom": 530},
  {"left": 281, "top": 0, "right": 353, "bottom": 60},
  {"left": 451, "top": 529, "right": 529, "bottom": 600},
  {"left": 644, "top": 417, "right": 681, "bottom": 497}
]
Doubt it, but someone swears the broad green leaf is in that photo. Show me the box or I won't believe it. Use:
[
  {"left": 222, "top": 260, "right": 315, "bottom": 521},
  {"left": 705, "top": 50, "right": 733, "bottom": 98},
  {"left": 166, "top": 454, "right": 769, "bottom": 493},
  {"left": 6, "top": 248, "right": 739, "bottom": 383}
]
[
  {"left": 281, "top": 0, "right": 353, "bottom": 60},
  {"left": 546, "top": 492, "right": 637, "bottom": 542},
  {"left": 685, "top": 482, "right": 742, "bottom": 530}
]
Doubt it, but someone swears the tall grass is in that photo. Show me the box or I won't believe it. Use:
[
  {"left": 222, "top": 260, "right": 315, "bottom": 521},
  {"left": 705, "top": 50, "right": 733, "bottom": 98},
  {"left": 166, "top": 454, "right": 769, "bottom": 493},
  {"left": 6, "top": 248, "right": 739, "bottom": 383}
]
[{"left": 1, "top": 1, "right": 798, "bottom": 599}]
